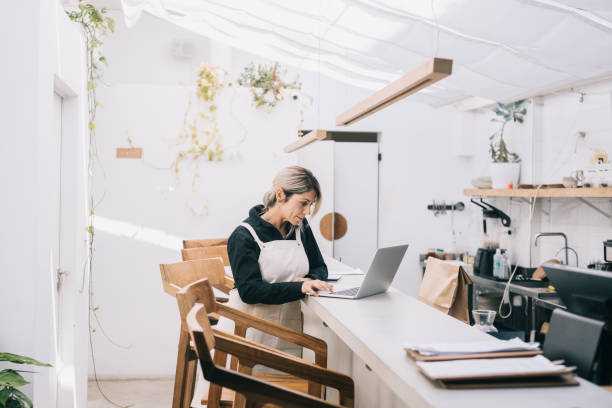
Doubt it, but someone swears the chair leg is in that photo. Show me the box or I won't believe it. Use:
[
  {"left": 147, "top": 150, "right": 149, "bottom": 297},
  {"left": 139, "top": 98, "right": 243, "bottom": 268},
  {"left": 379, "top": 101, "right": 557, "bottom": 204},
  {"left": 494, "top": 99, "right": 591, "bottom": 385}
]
[
  {"left": 230, "top": 326, "right": 248, "bottom": 371},
  {"left": 233, "top": 361, "right": 253, "bottom": 408},
  {"left": 207, "top": 349, "right": 228, "bottom": 408},
  {"left": 173, "top": 328, "right": 192, "bottom": 408},
  {"left": 183, "top": 355, "right": 198, "bottom": 408}
]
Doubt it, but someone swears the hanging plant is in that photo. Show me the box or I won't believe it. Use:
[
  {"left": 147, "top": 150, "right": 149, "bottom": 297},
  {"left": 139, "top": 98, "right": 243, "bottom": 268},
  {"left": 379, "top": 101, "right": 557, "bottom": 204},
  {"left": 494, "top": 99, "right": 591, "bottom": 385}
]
[
  {"left": 66, "top": 3, "right": 131, "bottom": 408},
  {"left": 237, "top": 61, "right": 301, "bottom": 111},
  {"left": 174, "top": 64, "right": 227, "bottom": 193}
]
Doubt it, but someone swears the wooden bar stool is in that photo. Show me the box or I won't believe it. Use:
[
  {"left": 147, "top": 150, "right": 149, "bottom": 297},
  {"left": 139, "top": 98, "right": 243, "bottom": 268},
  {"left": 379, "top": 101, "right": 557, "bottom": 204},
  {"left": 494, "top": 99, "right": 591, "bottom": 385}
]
[
  {"left": 183, "top": 237, "right": 228, "bottom": 248},
  {"left": 178, "top": 278, "right": 355, "bottom": 408},
  {"left": 161, "top": 258, "right": 332, "bottom": 407},
  {"left": 182, "top": 245, "right": 231, "bottom": 266},
  {"left": 160, "top": 257, "right": 234, "bottom": 408}
]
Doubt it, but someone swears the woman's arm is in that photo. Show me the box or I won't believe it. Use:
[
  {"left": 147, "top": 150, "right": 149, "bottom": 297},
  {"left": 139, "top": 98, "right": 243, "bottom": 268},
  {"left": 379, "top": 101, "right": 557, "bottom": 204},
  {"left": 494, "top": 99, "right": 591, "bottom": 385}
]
[
  {"left": 301, "top": 220, "right": 328, "bottom": 281},
  {"left": 228, "top": 227, "right": 304, "bottom": 305}
]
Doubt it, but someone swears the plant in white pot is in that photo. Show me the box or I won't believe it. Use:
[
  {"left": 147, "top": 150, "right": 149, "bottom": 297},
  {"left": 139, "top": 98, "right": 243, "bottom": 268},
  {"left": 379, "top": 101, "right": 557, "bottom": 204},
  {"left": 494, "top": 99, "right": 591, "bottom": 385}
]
[{"left": 489, "top": 100, "right": 526, "bottom": 188}]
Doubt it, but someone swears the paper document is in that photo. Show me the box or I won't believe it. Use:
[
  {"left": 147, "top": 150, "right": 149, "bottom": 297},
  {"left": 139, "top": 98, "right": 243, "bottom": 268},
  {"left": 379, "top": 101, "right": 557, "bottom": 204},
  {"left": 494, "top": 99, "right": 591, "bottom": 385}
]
[
  {"left": 323, "top": 254, "right": 364, "bottom": 275},
  {"left": 417, "top": 355, "right": 568, "bottom": 380},
  {"left": 405, "top": 337, "right": 540, "bottom": 356}
]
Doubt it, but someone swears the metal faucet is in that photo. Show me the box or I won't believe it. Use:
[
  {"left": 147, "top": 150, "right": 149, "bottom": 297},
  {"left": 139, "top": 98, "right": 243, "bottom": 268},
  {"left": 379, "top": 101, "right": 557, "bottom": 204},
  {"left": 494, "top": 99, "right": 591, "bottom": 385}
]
[{"left": 534, "top": 232, "right": 568, "bottom": 265}]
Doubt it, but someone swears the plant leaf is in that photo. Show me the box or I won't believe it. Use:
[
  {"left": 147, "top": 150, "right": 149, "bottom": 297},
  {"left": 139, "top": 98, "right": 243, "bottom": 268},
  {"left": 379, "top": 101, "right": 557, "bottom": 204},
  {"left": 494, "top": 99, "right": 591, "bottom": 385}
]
[
  {"left": 0, "top": 371, "right": 28, "bottom": 388},
  {"left": 11, "top": 390, "right": 31, "bottom": 408},
  {"left": 0, "top": 353, "right": 51, "bottom": 367},
  {"left": 0, "top": 387, "right": 11, "bottom": 405},
  {"left": 6, "top": 396, "right": 25, "bottom": 408}
]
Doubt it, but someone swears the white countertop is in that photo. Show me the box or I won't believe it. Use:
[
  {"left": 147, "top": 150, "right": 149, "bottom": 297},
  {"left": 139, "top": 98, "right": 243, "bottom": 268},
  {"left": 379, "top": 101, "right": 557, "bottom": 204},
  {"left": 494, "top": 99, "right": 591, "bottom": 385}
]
[{"left": 301, "top": 274, "right": 612, "bottom": 408}]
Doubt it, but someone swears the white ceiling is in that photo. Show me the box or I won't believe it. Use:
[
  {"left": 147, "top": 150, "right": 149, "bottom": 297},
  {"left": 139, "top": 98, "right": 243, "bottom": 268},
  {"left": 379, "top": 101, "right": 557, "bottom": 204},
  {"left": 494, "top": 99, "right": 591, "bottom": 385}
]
[{"left": 117, "top": 0, "right": 612, "bottom": 107}]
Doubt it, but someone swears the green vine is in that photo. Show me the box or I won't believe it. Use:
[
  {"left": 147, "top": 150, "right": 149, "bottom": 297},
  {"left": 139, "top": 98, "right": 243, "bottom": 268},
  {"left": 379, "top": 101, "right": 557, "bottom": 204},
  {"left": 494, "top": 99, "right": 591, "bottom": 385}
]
[
  {"left": 0, "top": 353, "right": 51, "bottom": 408},
  {"left": 174, "top": 64, "right": 227, "bottom": 197},
  {"left": 237, "top": 61, "right": 301, "bottom": 111},
  {"left": 66, "top": 3, "right": 130, "bottom": 408}
]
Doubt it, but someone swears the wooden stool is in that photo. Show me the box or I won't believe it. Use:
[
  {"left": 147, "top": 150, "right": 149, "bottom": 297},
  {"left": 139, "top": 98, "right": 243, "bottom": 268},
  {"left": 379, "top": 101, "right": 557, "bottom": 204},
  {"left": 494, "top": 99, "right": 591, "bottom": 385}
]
[{"left": 178, "top": 278, "right": 355, "bottom": 407}]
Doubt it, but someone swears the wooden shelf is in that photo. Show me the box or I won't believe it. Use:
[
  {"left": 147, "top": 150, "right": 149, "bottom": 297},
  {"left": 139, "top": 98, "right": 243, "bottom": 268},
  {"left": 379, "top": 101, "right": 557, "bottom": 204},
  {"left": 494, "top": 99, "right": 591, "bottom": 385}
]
[{"left": 464, "top": 187, "right": 612, "bottom": 198}]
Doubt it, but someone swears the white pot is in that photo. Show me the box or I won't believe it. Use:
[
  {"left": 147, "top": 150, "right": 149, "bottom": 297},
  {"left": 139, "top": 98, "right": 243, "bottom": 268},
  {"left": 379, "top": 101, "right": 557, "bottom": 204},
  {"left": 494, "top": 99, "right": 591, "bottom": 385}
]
[{"left": 490, "top": 162, "right": 520, "bottom": 189}]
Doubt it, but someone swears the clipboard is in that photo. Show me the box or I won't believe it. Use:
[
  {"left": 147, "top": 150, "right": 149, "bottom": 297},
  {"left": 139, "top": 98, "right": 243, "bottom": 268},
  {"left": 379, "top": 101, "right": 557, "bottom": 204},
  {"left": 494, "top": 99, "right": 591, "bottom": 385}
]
[
  {"left": 405, "top": 348, "right": 542, "bottom": 362},
  {"left": 415, "top": 355, "right": 578, "bottom": 389},
  {"left": 438, "top": 373, "right": 579, "bottom": 389},
  {"left": 418, "top": 367, "right": 575, "bottom": 382}
]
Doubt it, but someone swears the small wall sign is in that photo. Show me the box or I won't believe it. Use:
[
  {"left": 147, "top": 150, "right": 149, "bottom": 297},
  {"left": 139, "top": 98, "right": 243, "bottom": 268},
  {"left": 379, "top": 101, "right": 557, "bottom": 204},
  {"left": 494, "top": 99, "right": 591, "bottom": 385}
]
[{"left": 116, "top": 147, "right": 143, "bottom": 159}]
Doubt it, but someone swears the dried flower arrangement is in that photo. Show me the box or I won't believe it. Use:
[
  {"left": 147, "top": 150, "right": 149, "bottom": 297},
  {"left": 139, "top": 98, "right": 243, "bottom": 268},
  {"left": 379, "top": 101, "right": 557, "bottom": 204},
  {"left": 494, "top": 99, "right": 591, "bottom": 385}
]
[{"left": 237, "top": 61, "right": 301, "bottom": 111}]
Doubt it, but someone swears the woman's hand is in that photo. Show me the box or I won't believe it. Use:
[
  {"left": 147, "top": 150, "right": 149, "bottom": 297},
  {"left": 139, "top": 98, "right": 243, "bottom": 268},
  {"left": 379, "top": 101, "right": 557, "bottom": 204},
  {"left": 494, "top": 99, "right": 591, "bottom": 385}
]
[
  {"left": 301, "top": 279, "right": 333, "bottom": 296},
  {"left": 293, "top": 277, "right": 311, "bottom": 282}
]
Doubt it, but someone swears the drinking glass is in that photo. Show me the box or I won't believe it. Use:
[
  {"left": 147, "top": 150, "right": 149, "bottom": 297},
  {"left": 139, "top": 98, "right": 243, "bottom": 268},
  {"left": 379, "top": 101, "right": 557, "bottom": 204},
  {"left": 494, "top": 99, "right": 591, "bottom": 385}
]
[{"left": 472, "top": 309, "right": 498, "bottom": 333}]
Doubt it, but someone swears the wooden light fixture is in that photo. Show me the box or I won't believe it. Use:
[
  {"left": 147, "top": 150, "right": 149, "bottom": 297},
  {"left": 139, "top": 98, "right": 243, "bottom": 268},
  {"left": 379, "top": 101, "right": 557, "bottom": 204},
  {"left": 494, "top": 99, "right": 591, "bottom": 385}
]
[
  {"left": 336, "top": 57, "right": 452, "bottom": 126},
  {"left": 283, "top": 130, "right": 329, "bottom": 153}
]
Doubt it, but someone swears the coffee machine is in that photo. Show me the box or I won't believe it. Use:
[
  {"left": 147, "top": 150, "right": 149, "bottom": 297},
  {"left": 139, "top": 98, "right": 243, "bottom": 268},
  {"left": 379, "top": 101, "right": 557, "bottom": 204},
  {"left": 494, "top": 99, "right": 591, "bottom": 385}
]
[
  {"left": 474, "top": 248, "right": 496, "bottom": 276},
  {"left": 588, "top": 240, "right": 612, "bottom": 271}
]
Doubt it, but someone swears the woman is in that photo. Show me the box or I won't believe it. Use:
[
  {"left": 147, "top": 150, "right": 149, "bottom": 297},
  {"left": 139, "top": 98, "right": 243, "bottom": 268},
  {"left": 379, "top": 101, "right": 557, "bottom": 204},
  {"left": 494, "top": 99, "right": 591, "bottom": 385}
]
[{"left": 226, "top": 165, "right": 333, "bottom": 357}]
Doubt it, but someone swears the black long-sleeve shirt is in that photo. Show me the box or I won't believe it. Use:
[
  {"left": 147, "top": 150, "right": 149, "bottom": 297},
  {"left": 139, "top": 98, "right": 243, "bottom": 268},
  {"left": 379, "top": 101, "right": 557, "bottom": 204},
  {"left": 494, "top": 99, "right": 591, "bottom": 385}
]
[{"left": 227, "top": 205, "right": 328, "bottom": 305}]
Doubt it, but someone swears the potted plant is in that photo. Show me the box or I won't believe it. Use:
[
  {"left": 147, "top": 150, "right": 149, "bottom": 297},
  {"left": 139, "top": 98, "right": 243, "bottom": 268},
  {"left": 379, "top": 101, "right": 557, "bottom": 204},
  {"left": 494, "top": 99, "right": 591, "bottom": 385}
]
[
  {"left": 489, "top": 100, "right": 526, "bottom": 188},
  {"left": 0, "top": 352, "right": 52, "bottom": 407}
]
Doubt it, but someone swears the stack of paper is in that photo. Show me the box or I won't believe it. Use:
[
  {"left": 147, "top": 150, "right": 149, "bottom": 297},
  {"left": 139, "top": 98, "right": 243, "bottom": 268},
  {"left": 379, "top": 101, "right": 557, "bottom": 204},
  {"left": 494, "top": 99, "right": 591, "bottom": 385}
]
[
  {"left": 405, "top": 339, "right": 578, "bottom": 389},
  {"left": 405, "top": 337, "right": 540, "bottom": 356},
  {"left": 416, "top": 355, "right": 568, "bottom": 380}
]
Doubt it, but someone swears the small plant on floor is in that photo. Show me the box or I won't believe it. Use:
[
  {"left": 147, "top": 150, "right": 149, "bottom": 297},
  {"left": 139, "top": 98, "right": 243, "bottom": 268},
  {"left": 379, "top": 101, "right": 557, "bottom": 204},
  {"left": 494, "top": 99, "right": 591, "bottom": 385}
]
[
  {"left": 0, "top": 352, "right": 51, "bottom": 408},
  {"left": 237, "top": 61, "right": 301, "bottom": 111},
  {"left": 489, "top": 100, "right": 526, "bottom": 163}
]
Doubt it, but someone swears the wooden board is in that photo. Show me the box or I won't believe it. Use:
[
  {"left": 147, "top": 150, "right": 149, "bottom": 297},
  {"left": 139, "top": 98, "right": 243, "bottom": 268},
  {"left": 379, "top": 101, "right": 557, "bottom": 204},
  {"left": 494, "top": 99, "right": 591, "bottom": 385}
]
[
  {"left": 319, "top": 212, "right": 348, "bottom": 241},
  {"left": 464, "top": 187, "right": 612, "bottom": 198},
  {"left": 116, "top": 147, "right": 142, "bottom": 159}
]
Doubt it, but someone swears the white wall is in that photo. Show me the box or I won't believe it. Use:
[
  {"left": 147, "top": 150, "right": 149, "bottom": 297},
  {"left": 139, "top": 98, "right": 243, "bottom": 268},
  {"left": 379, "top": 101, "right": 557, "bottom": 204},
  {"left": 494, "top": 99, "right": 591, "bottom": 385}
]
[
  {"left": 0, "top": 1, "right": 88, "bottom": 407},
  {"left": 90, "top": 10, "right": 612, "bottom": 380}
]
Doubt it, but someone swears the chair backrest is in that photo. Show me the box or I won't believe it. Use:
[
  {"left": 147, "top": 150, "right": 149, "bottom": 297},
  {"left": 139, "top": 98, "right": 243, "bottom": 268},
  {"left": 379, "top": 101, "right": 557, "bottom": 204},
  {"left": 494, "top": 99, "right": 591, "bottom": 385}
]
[
  {"left": 183, "top": 238, "right": 228, "bottom": 249},
  {"left": 181, "top": 245, "right": 230, "bottom": 266},
  {"left": 160, "top": 258, "right": 233, "bottom": 297},
  {"left": 178, "top": 279, "right": 217, "bottom": 364}
]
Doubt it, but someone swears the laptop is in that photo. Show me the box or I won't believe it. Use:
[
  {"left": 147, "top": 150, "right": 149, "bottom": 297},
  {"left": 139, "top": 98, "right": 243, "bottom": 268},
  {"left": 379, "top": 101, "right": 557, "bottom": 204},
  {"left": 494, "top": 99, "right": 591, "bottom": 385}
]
[{"left": 317, "top": 244, "right": 408, "bottom": 299}]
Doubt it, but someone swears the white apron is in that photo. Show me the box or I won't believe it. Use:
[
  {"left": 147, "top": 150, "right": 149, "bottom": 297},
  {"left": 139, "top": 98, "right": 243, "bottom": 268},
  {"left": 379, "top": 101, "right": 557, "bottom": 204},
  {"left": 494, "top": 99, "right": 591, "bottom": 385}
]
[{"left": 223, "top": 222, "right": 309, "bottom": 359}]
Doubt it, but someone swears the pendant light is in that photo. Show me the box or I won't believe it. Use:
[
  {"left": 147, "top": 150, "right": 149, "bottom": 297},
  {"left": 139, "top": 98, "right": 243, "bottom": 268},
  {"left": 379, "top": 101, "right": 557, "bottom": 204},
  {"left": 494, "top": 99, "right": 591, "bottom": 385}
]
[
  {"left": 336, "top": 57, "right": 452, "bottom": 126},
  {"left": 283, "top": 130, "right": 328, "bottom": 153}
]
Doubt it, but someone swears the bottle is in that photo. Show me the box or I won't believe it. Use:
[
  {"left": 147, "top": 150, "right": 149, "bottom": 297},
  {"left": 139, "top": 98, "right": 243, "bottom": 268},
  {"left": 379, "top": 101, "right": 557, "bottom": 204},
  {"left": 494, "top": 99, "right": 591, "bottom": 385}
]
[
  {"left": 493, "top": 248, "right": 502, "bottom": 278},
  {"left": 500, "top": 252, "right": 510, "bottom": 280}
]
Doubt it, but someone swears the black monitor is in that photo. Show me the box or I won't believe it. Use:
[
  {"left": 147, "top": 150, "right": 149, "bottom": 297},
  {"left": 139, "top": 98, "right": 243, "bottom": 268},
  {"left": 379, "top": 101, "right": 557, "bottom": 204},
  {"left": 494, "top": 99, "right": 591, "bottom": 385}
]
[{"left": 543, "top": 262, "right": 612, "bottom": 321}]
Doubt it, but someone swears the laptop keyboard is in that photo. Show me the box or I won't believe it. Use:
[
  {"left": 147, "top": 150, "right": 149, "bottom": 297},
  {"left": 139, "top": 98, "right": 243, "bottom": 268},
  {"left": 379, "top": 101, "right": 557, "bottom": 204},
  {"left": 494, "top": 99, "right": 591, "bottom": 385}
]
[{"left": 333, "top": 287, "right": 360, "bottom": 296}]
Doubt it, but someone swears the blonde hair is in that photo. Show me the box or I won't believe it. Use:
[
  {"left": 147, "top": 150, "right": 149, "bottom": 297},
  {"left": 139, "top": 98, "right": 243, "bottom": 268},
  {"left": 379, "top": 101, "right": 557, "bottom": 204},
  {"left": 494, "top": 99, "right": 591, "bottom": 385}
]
[{"left": 262, "top": 166, "right": 322, "bottom": 217}]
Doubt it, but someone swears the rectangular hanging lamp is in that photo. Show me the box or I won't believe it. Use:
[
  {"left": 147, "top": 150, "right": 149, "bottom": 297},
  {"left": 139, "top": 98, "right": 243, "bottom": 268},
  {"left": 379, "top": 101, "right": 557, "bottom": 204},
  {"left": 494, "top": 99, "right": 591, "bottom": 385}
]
[
  {"left": 283, "top": 130, "right": 329, "bottom": 153},
  {"left": 336, "top": 58, "right": 453, "bottom": 126}
]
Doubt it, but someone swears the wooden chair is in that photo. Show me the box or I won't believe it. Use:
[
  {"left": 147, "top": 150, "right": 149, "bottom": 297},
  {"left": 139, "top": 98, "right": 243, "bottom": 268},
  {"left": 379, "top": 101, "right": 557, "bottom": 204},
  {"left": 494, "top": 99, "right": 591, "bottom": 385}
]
[
  {"left": 161, "top": 258, "right": 331, "bottom": 408},
  {"left": 160, "top": 257, "right": 234, "bottom": 408},
  {"left": 179, "top": 278, "right": 355, "bottom": 408},
  {"left": 183, "top": 237, "right": 229, "bottom": 248},
  {"left": 182, "top": 245, "right": 231, "bottom": 266}
]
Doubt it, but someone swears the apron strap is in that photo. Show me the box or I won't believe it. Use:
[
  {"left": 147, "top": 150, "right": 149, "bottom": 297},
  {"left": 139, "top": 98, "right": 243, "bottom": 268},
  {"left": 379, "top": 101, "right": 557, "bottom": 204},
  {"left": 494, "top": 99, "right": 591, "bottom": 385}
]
[
  {"left": 295, "top": 225, "right": 303, "bottom": 246},
  {"left": 239, "top": 222, "right": 266, "bottom": 249}
]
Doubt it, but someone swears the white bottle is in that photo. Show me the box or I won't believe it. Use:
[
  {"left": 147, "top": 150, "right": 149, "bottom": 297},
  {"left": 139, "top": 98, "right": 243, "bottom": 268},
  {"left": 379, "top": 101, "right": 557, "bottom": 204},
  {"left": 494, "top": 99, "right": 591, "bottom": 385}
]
[
  {"left": 493, "top": 248, "right": 502, "bottom": 278},
  {"left": 500, "top": 252, "right": 510, "bottom": 280}
]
